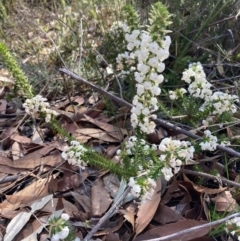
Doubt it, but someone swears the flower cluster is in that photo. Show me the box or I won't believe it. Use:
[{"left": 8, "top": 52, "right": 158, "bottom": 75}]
[
  {"left": 128, "top": 176, "right": 156, "bottom": 203},
  {"left": 199, "top": 130, "right": 218, "bottom": 151},
  {"left": 110, "top": 21, "right": 130, "bottom": 34},
  {"left": 225, "top": 216, "right": 240, "bottom": 240},
  {"left": 181, "top": 62, "right": 239, "bottom": 118},
  {"left": 61, "top": 140, "right": 88, "bottom": 169},
  {"left": 49, "top": 213, "right": 70, "bottom": 241},
  {"left": 200, "top": 91, "right": 239, "bottom": 115},
  {"left": 116, "top": 23, "right": 171, "bottom": 134},
  {"left": 158, "top": 137, "right": 195, "bottom": 180},
  {"left": 116, "top": 135, "right": 158, "bottom": 170},
  {"left": 182, "top": 62, "right": 212, "bottom": 99},
  {"left": 117, "top": 135, "right": 156, "bottom": 156},
  {"left": 169, "top": 88, "right": 187, "bottom": 100},
  {"left": 23, "top": 95, "right": 58, "bottom": 123}
]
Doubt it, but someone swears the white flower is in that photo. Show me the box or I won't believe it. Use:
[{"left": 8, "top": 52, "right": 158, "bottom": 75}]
[
  {"left": 61, "top": 141, "right": 88, "bottom": 169},
  {"left": 169, "top": 88, "right": 187, "bottom": 100},
  {"left": 226, "top": 216, "right": 240, "bottom": 240},
  {"left": 125, "top": 30, "right": 140, "bottom": 42},
  {"left": 23, "top": 95, "right": 58, "bottom": 122},
  {"left": 157, "top": 62, "right": 165, "bottom": 73},
  {"left": 134, "top": 72, "right": 144, "bottom": 83},
  {"left": 58, "top": 226, "right": 69, "bottom": 239},
  {"left": 128, "top": 177, "right": 141, "bottom": 197},
  {"left": 162, "top": 36, "right": 171, "bottom": 50},
  {"left": 169, "top": 90, "right": 178, "bottom": 100},
  {"left": 162, "top": 167, "right": 173, "bottom": 181},
  {"left": 199, "top": 130, "right": 218, "bottom": 151},
  {"left": 136, "top": 84, "right": 145, "bottom": 96},
  {"left": 51, "top": 233, "right": 60, "bottom": 241},
  {"left": 110, "top": 21, "right": 130, "bottom": 33},
  {"left": 61, "top": 213, "right": 70, "bottom": 221},
  {"left": 137, "top": 63, "right": 150, "bottom": 75},
  {"left": 148, "top": 41, "right": 159, "bottom": 53},
  {"left": 200, "top": 91, "right": 239, "bottom": 115},
  {"left": 148, "top": 57, "right": 159, "bottom": 68}
]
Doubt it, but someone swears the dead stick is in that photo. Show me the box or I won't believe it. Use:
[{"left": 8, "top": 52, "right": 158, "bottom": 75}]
[
  {"left": 59, "top": 67, "right": 240, "bottom": 158},
  {"left": 140, "top": 212, "right": 240, "bottom": 241},
  {"left": 83, "top": 186, "right": 131, "bottom": 241},
  {"left": 181, "top": 169, "right": 240, "bottom": 188}
]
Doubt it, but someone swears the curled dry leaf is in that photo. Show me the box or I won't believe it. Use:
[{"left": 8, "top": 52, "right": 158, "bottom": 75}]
[
  {"left": 62, "top": 198, "right": 79, "bottom": 217},
  {"left": 119, "top": 204, "right": 137, "bottom": 229},
  {"left": 211, "top": 190, "right": 238, "bottom": 212},
  {"left": 182, "top": 174, "right": 227, "bottom": 194}
]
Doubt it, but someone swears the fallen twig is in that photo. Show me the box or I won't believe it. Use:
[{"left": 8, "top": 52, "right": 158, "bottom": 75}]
[
  {"left": 59, "top": 67, "right": 240, "bottom": 158},
  {"left": 181, "top": 168, "right": 240, "bottom": 188},
  {"left": 139, "top": 212, "right": 240, "bottom": 241}
]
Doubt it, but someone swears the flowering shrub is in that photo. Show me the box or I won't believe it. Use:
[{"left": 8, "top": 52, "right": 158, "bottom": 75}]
[
  {"left": 20, "top": 1, "right": 239, "bottom": 208},
  {"left": 23, "top": 95, "right": 58, "bottom": 123}
]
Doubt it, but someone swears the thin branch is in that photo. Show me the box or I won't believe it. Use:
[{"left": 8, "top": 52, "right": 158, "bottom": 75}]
[
  {"left": 59, "top": 67, "right": 240, "bottom": 158},
  {"left": 140, "top": 212, "right": 240, "bottom": 241},
  {"left": 83, "top": 186, "right": 131, "bottom": 241},
  {"left": 0, "top": 174, "right": 20, "bottom": 184},
  {"left": 181, "top": 169, "right": 240, "bottom": 188}
]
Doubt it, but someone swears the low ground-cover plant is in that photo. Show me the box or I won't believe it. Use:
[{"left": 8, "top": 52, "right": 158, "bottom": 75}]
[{"left": 1, "top": 0, "right": 240, "bottom": 240}]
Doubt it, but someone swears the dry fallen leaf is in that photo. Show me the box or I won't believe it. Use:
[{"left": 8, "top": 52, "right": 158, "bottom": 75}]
[
  {"left": 153, "top": 203, "right": 185, "bottom": 225},
  {"left": 0, "top": 99, "right": 7, "bottom": 114},
  {"left": 71, "top": 191, "right": 91, "bottom": 213},
  {"left": 211, "top": 190, "right": 238, "bottom": 212},
  {"left": 83, "top": 114, "right": 126, "bottom": 141},
  {"left": 11, "top": 133, "right": 31, "bottom": 144},
  {"left": 1, "top": 177, "right": 52, "bottom": 210},
  {"left": 76, "top": 128, "right": 119, "bottom": 142},
  {"left": 91, "top": 178, "right": 112, "bottom": 216},
  {"left": 182, "top": 174, "right": 227, "bottom": 194},
  {"left": 119, "top": 204, "right": 137, "bottom": 229}
]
